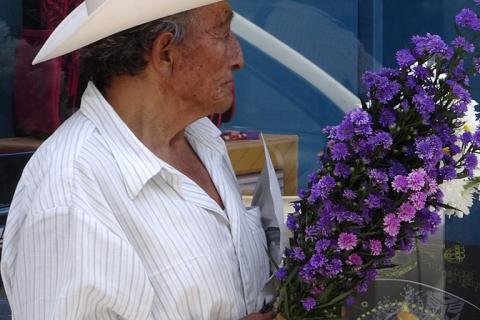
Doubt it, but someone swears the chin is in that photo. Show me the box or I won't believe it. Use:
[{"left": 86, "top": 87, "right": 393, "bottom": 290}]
[{"left": 212, "top": 97, "right": 234, "bottom": 114}]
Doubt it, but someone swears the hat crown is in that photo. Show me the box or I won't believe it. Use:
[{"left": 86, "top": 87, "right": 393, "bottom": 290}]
[{"left": 86, "top": 0, "right": 105, "bottom": 15}]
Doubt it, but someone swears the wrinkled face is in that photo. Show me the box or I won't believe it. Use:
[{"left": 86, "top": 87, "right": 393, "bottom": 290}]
[{"left": 171, "top": 1, "right": 244, "bottom": 115}]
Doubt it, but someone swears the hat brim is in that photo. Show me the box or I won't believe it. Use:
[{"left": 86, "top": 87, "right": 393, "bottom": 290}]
[{"left": 33, "top": 0, "right": 221, "bottom": 65}]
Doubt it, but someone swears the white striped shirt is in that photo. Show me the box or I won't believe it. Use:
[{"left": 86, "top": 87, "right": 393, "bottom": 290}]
[{"left": 1, "top": 82, "right": 270, "bottom": 319}]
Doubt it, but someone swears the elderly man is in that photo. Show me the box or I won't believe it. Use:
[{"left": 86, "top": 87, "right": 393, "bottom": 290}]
[{"left": 1, "top": 1, "right": 274, "bottom": 319}]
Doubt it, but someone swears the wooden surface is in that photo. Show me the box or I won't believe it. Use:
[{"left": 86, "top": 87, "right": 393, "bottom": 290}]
[
  {"left": 226, "top": 134, "right": 298, "bottom": 196},
  {"left": 0, "top": 137, "right": 43, "bottom": 153}
]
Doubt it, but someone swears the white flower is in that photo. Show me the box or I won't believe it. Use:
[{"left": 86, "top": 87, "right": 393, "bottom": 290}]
[
  {"left": 459, "top": 100, "right": 479, "bottom": 134},
  {"left": 439, "top": 179, "right": 475, "bottom": 218}
]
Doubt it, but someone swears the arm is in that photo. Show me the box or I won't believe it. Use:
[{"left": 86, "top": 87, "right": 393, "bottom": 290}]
[{"left": 1, "top": 206, "right": 154, "bottom": 319}]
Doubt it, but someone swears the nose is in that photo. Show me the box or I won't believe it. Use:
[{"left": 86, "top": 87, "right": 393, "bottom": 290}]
[{"left": 229, "top": 34, "right": 244, "bottom": 70}]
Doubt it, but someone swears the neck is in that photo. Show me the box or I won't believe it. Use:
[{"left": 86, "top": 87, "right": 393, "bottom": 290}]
[{"left": 103, "top": 75, "right": 197, "bottom": 153}]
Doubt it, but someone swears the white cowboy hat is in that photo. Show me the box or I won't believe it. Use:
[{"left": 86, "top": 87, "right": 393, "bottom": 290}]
[{"left": 32, "top": 0, "right": 221, "bottom": 65}]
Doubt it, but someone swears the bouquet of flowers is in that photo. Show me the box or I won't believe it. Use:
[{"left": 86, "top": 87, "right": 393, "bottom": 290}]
[{"left": 273, "top": 3, "right": 480, "bottom": 319}]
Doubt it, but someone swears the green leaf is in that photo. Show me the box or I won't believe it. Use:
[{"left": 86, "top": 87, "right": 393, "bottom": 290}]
[
  {"left": 317, "top": 288, "right": 355, "bottom": 310},
  {"left": 284, "top": 265, "right": 300, "bottom": 286},
  {"left": 465, "top": 177, "right": 480, "bottom": 190},
  {"left": 264, "top": 244, "right": 280, "bottom": 271},
  {"left": 437, "top": 202, "right": 463, "bottom": 213}
]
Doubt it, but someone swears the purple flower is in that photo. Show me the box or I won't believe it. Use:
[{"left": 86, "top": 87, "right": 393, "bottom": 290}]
[
  {"left": 389, "top": 161, "right": 407, "bottom": 177},
  {"left": 324, "top": 259, "right": 343, "bottom": 278},
  {"left": 414, "top": 65, "right": 431, "bottom": 81},
  {"left": 291, "top": 247, "right": 306, "bottom": 261},
  {"left": 415, "top": 136, "right": 444, "bottom": 165},
  {"left": 461, "top": 131, "right": 473, "bottom": 144},
  {"left": 398, "top": 202, "right": 417, "bottom": 222},
  {"left": 334, "top": 120, "right": 355, "bottom": 141},
  {"left": 310, "top": 176, "right": 336, "bottom": 203},
  {"left": 346, "top": 253, "right": 363, "bottom": 266},
  {"left": 348, "top": 109, "right": 371, "bottom": 126},
  {"left": 465, "top": 153, "right": 478, "bottom": 176},
  {"left": 299, "top": 264, "right": 316, "bottom": 283},
  {"left": 439, "top": 165, "right": 457, "bottom": 180},
  {"left": 338, "top": 232, "right": 358, "bottom": 250},
  {"left": 275, "top": 267, "right": 287, "bottom": 281},
  {"left": 315, "top": 239, "right": 331, "bottom": 252},
  {"left": 427, "top": 179, "right": 439, "bottom": 195},
  {"left": 293, "top": 202, "right": 301, "bottom": 212},
  {"left": 385, "top": 236, "right": 397, "bottom": 248},
  {"left": 302, "top": 297, "right": 316, "bottom": 311},
  {"left": 392, "top": 175, "right": 409, "bottom": 192},
  {"left": 364, "top": 72, "right": 398, "bottom": 103},
  {"left": 370, "top": 131, "right": 393, "bottom": 150},
  {"left": 447, "top": 80, "right": 471, "bottom": 103},
  {"left": 357, "top": 281, "right": 369, "bottom": 293},
  {"left": 366, "top": 269, "right": 379, "bottom": 281},
  {"left": 452, "top": 36, "right": 475, "bottom": 52},
  {"left": 406, "top": 76, "right": 417, "bottom": 90},
  {"left": 379, "top": 108, "right": 397, "bottom": 127},
  {"left": 369, "top": 169, "right": 389, "bottom": 184},
  {"left": 307, "top": 172, "right": 318, "bottom": 184},
  {"left": 456, "top": 8, "right": 480, "bottom": 30},
  {"left": 348, "top": 111, "right": 373, "bottom": 135},
  {"left": 377, "top": 80, "right": 401, "bottom": 104},
  {"left": 409, "top": 192, "right": 427, "bottom": 210},
  {"left": 384, "top": 213, "right": 401, "bottom": 237},
  {"left": 334, "top": 209, "right": 357, "bottom": 223},
  {"left": 453, "top": 102, "right": 468, "bottom": 114},
  {"left": 298, "top": 188, "right": 308, "bottom": 199},
  {"left": 379, "top": 68, "right": 401, "bottom": 78},
  {"left": 474, "top": 130, "right": 480, "bottom": 147},
  {"left": 407, "top": 169, "right": 427, "bottom": 191},
  {"left": 362, "top": 71, "right": 382, "bottom": 91},
  {"left": 346, "top": 296, "right": 356, "bottom": 306},
  {"left": 286, "top": 215, "right": 298, "bottom": 231},
  {"left": 451, "top": 60, "right": 469, "bottom": 85},
  {"left": 413, "top": 89, "right": 436, "bottom": 120},
  {"left": 334, "top": 163, "right": 351, "bottom": 178},
  {"left": 396, "top": 49, "right": 416, "bottom": 67},
  {"left": 370, "top": 239, "right": 382, "bottom": 256},
  {"left": 364, "top": 194, "right": 383, "bottom": 209},
  {"left": 306, "top": 225, "right": 321, "bottom": 240},
  {"left": 330, "top": 142, "right": 349, "bottom": 160},
  {"left": 343, "top": 188, "right": 357, "bottom": 200},
  {"left": 412, "top": 33, "right": 449, "bottom": 57},
  {"left": 474, "top": 57, "right": 480, "bottom": 75},
  {"left": 310, "top": 252, "right": 328, "bottom": 269},
  {"left": 352, "top": 139, "right": 369, "bottom": 155}
]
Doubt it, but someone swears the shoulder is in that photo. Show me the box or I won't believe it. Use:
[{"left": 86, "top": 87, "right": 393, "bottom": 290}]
[{"left": 19, "top": 111, "right": 100, "bottom": 211}]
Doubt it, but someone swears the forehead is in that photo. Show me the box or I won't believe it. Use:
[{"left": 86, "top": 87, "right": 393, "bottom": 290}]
[{"left": 193, "top": 1, "right": 233, "bottom": 28}]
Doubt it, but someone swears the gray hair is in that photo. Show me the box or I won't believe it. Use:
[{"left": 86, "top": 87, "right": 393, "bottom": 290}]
[{"left": 80, "top": 11, "right": 193, "bottom": 91}]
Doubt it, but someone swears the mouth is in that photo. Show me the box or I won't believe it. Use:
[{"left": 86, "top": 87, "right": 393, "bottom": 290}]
[{"left": 221, "top": 80, "right": 234, "bottom": 87}]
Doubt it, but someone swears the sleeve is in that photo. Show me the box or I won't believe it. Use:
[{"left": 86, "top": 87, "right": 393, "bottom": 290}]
[{"left": 1, "top": 206, "right": 155, "bottom": 320}]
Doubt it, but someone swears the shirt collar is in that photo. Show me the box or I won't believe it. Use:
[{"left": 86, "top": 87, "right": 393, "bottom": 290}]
[
  {"left": 79, "top": 82, "right": 226, "bottom": 199},
  {"left": 185, "top": 117, "right": 226, "bottom": 156}
]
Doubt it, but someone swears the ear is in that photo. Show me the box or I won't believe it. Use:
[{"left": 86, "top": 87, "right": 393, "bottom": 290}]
[{"left": 149, "top": 32, "right": 176, "bottom": 75}]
